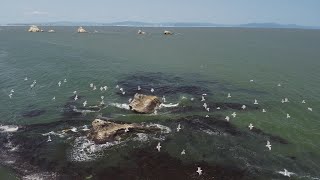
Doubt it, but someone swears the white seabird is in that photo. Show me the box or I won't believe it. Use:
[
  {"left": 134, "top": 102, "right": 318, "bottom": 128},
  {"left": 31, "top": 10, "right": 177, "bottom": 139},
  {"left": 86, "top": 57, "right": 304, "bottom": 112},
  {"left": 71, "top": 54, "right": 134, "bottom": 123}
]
[
  {"left": 254, "top": 99, "right": 259, "bottom": 105},
  {"left": 64, "top": 79, "right": 67, "bottom": 83},
  {"left": 262, "top": 109, "right": 266, "bottom": 113},
  {"left": 248, "top": 123, "right": 254, "bottom": 130},
  {"left": 9, "top": 93, "right": 13, "bottom": 99},
  {"left": 266, "top": 141, "right": 272, "bottom": 150},
  {"left": 286, "top": 113, "right": 291, "bottom": 118},
  {"left": 181, "top": 149, "right": 186, "bottom": 155},
  {"left": 241, "top": 105, "right": 246, "bottom": 110},
  {"left": 196, "top": 167, "right": 203, "bottom": 176},
  {"left": 93, "top": 86, "right": 97, "bottom": 90},
  {"left": 24, "top": 77, "right": 28, "bottom": 81},
  {"left": 150, "top": 88, "right": 155, "bottom": 93},
  {"left": 231, "top": 112, "right": 237, "bottom": 118},
  {"left": 47, "top": 135, "right": 52, "bottom": 142},
  {"left": 201, "top": 95, "right": 206, "bottom": 102},
  {"left": 58, "top": 81, "right": 61, "bottom": 87},
  {"left": 156, "top": 142, "right": 161, "bottom": 152},
  {"left": 278, "top": 169, "right": 294, "bottom": 177},
  {"left": 225, "top": 116, "right": 230, "bottom": 122},
  {"left": 90, "top": 83, "right": 94, "bottom": 88},
  {"left": 52, "top": 96, "right": 56, "bottom": 101},
  {"left": 227, "top": 93, "right": 231, "bottom": 98},
  {"left": 137, "top": 86, "right": 141, "bottom": 90},
  {"left": 83, "top": 100, "right": 87, "bottom": 107},
  {"left": 307, "top": 107, "right": 313, "bottom": 111},
  {"left": 177, "top": 124, "right": 182, "bottom": 132}
]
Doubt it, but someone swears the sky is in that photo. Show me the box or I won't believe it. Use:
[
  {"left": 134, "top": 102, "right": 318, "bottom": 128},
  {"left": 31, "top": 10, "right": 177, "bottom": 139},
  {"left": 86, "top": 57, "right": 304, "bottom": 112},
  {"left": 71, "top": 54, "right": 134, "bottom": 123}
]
[{"left": 1, "top": 0, "right": 320, "bottom": 26}]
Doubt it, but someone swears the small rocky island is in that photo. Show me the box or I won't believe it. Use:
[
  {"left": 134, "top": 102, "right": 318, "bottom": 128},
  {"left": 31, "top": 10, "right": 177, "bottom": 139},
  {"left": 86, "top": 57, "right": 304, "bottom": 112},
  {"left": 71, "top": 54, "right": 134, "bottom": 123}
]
[
  {"left": 77, "top": 26, "right": 87, "bottom": 33},
  {"left": 87, "top": 119, "right": 162, "bottom": 144},
  {"left": 28, "top": 25, "right": 42, "bottom": 32},
  {"left": 129, "top": 93, "right": 161, "bottom": 113},
  {"left": 164, "top": 30, "right": 173, "bottom": 35}
]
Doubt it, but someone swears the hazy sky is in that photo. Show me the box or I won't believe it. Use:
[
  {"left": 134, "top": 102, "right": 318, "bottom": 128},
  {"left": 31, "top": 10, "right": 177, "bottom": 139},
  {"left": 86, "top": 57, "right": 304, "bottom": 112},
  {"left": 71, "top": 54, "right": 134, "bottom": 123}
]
[{"left": 1, "top": 0, "right": 320, "bottom": 26}]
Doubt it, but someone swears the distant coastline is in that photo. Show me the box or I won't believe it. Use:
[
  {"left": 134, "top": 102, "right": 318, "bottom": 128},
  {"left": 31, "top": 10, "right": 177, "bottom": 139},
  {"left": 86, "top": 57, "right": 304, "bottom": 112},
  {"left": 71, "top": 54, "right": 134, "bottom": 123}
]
[{"left": 1, "top": 21, "right": 319, "bottom": 29}]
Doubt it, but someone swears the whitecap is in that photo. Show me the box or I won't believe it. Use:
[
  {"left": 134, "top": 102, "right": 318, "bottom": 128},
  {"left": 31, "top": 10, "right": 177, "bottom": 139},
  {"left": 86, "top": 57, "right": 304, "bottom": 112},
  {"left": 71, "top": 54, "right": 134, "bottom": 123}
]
[
  {"left": 146, "top": 123, "right": 171, "bottom": 134},
  {"left": 109, "top": 103, "right": 130, "bottom": 110},
  {"left": 0, "top": 125, "right": 19, "bottom": 133},
  {"left": 159, "top": 103, "right": 179, "bottom": 108},
  {"left": 69, "top": 136, "right": 121, "bottom": 162}
]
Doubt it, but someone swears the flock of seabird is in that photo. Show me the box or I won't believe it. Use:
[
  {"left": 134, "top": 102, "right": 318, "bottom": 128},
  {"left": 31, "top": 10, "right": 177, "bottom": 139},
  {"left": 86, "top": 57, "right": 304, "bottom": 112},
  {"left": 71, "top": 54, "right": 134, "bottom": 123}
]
[{"left": 6, "top": 77, "right": 313, "bottom": 178}]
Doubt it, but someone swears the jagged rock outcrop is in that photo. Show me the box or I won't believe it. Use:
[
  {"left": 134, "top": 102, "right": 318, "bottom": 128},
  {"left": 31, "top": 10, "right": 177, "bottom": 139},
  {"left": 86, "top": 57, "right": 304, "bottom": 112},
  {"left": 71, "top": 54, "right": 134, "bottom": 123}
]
[
  {"left": 28, "top": 25, "right": 41, "bottom": 32},
  {"left": 77, "top": 26, "right": 87, "bottom": 33},
  {"left": 138, "top": 30, "right": 146, "bottom": 35},
  {"left": 164, "top": 30, "right": 173, "bottom": 35},
  {"left": 87, "top": 119, "right": 161, "bottom": 144},
  {"left": 129, "top": 93, "right": 161, "bottom": 113}
]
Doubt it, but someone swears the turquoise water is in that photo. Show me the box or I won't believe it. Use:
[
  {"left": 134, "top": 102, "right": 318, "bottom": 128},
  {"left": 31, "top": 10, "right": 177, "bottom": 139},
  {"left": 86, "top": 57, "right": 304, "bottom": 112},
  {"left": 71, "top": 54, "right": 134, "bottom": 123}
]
[{"left": 0, "top": 26, "right": 320, "bottom": 179}]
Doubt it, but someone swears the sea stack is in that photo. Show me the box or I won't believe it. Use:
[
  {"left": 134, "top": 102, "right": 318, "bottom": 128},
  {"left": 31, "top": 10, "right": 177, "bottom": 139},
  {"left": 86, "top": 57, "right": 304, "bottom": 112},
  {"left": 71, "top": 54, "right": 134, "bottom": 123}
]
[
  {"left": 77, "top": 26, "right": 87, "bottom": 33},
  {"left": 129, "top": 93, "right": 161, "bottom": 113},
  {"left": 164, "top": 30, "right": 173, "bottom": 35},
  {"left": 28, "top": 25, "right": 41, "bottom": 32}
]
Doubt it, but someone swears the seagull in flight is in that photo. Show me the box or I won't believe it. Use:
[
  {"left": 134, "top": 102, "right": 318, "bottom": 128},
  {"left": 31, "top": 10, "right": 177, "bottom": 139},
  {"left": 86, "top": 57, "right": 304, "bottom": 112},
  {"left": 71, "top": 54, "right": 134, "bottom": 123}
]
[
  {"left": 64, "top": 79, "right": 67, "bottom": 83},
  {"left": 203, "top": 103, "right": 208, "bottom": 109},
  {"left": 286, "top": 113, "right": 291, "bottom": 118},
  {"left": 162, "top": 96, "right": 166, "bottom": 103},
  {"left": 231, "top": 112, "right": 237, "bottom": 118},
  {"left": 122, "top": 91, "right": 126, "bottom": 95},
  {"left": 201, "top": 95, "right": 206, "bottom": 101},
  {"left": 262, "top": 109, "right": 266, "bottom": 113},
  {"left": 52, "top": 96, "right": 56, "bottom": 101},
  {"left": 10, "top": 89, "right": 14, "bottom": 93},
  {"left": 254, "top": 99, "right": 259, "bottom": 105},
  {"left": 281, "top": 99, "right": 285, "bottom": 103},
  {"left": 266, "top": 141, "right": 272, "bottom": 150},
  {"left": 73, "top": 91, "right": 77, "bottom": 94},
  {"left": 206, "top": 108, "right": 210, "bottom": 112},
  {"left": 58, "top": 81, "right": 61, "bottom": 87},
  {"left": 24, "top": 77, "right": 28, "bottom": 81},
  {"left": 227, "top": 93, "right": 231, "bottom": 98},
  {"left": 150, "top": 88, "right": 155, "bottom": 93},
  {"left": 74, "top": 95, "right": 78, "bottom": 101},
  {"left": 307, "top": 107, "right": 313, "bottom": 111},
  {"left": 116, "top": 85, "right": 120, "bottom": 89},
  {"left": 225, "top": 116, "right": 230, "bottom": 122},
  {"left": 241, "top": 105, "right": 246, "bottom": 110},
  {"left": 216, "top": 107, "right": 221, "bottom": 110},
  {"left": 181, "top": 149, "right": 186, "bottom": 155},
  {"left": 156, "top": 142, "right": 161, "bottom": 152},
  {"left": 177, "top": 124, "right": 182, "bottom": 132},
  {"left": 93, "top": 86, "right": 97, "bottom": 90},
  {"left": 83, "top": 100, "right": 87, "bottom": 107},
  {"left": 196, "top": 167, "right": 203, "bottom": 176},
  {"left": 278, "top": 169, "right": 294, "bottom": 177},
  {"left": 90, "top": 83, "right": 94, "bottom": 88},
  {"left": 100, "top": 100, "right": 105, "bottom": 105},
  {"left": 9, "top": 93, "right": 13, "bottom": 99},
  {"left": 277, "top": 83, "right": 281, "bottom": 87},
  {"left": 284, "top": 98, "right": 289, "bottom": 103},
  {"left": 248, "top": 123, "right": 254, "bottom": 130},
  {"left": 250, "top": 79, "right": 254, "bottom": 82},
  {"left": 101, "top": 96, "right": 104, "bottom": 100},
  {"left": 138, "top": 86, "right": 141, "bottom": 90},
  {"left": 302, "top": 100, "right": 306, "bottom": 104},
  {"left": 100, "top": 87, "right": 103, "bottom": 91},
  {"left": 47, "top": 135, "right": 52, "bottom": 142},
  {"left": 120, "top": 88, "right": 124, "bottom": 92},
  {"left": 205, "top": 115, "right": 209, "bottom": 118},
  {"left": 30, "top": 80, "right": 36, "bottom": 88},
  {"left": 103, "top": 86, "right": 108, "bottom": 91}
]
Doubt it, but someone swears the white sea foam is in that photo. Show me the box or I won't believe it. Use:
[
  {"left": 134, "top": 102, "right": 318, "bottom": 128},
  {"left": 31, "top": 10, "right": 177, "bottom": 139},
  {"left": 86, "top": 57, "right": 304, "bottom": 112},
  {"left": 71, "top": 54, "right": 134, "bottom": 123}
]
[
  {"left": 146, "top": 123, "right": 171, "bottom": 134},
  {"left": 42, "top": 131, "right": 66, "bottom": 138},
  {"left": 0, "top": 125, "right": 19, "bottom": 133},
  {"left": 69, "top": 136, "right": 121, "bottom": 162},
  {"left": 133, "top": 133, "right": 149, "bottom": 142},
  {"left": 23, "top": 172, "right": 58, "bottom": 180},
  {"left": 159, "top": 103, "right": 179, "bottom": 108},
  {"left": 109, "top": 103, "right": 130, "bottom": 110}
]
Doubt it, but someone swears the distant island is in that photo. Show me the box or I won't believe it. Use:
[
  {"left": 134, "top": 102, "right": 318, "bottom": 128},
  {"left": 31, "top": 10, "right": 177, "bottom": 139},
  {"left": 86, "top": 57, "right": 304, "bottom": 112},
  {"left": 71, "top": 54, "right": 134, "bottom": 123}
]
[{"left": 3, "top": 21, "right": 319, "bottom": 29}]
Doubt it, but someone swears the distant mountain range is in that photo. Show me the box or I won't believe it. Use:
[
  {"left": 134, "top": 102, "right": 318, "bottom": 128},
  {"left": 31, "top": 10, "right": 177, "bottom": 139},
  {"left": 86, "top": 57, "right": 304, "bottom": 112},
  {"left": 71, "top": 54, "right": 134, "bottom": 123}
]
[{"left": 4, "top": 21, "right": 320, "bottom": 29}]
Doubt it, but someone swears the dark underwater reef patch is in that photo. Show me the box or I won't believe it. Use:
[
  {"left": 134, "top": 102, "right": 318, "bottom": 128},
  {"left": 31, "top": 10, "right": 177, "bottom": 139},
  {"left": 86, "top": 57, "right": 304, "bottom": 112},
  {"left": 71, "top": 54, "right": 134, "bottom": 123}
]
[
  {"left": 21, "top": 109, "right": 46, "bottom": 118},
  {"left": 116, "top": 72, "right": 267, "bottom": 98},
  {"left": 169, "top": 115, "right": 289, "bottom": 145}
]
